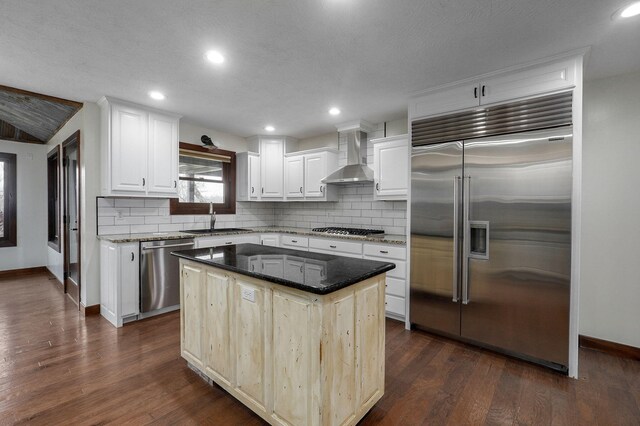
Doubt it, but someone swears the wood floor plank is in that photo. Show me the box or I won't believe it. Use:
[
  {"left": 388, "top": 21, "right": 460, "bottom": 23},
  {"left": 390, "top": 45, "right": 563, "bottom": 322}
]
[{"left": 0, "top": 272, "right": 639, "bottom": 425}]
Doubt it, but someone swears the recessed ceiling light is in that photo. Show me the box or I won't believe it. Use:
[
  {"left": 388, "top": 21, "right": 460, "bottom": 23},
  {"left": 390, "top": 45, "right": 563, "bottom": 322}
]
[
  {"left": 148, "top": 91, "right": 165, "bottom": 100},
  {"left": 264, "top": 125, "right": 275, "bottom": 132},
  {"left": 620, "top": 1, "right": 640, "bottom": 17},
  {"left": 329, "top": 107, "right": 341, "bottom": 116},
  {"left": 205, "top": 50, "right": 225, "bottom": 64}
]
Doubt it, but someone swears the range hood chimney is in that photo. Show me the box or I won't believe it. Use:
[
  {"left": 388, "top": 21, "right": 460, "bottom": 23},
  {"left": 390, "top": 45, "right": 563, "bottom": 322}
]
[{"left": 322, "top": 120, "right": 375, "bottom": 184}]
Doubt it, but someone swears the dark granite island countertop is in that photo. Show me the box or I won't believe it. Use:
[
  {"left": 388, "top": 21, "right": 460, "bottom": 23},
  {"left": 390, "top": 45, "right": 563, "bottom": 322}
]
[{"left": 171, "top": 243, "right": 395, "bottom": 295}]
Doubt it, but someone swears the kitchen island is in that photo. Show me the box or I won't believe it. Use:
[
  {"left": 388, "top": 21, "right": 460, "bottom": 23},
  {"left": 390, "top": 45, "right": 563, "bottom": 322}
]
[{"left": 172, "top": 243, "right": 395, "bottom": 426}]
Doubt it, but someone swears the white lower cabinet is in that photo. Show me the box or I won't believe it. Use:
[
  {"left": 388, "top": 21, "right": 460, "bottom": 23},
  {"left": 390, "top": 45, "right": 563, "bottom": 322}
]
[
  {"left": 100, "top": 240, "right": 140, "bottom": 327},
  {"left": 363, "top": 242, "right": 407, "bottom": 320},
  {"left": 196, "top": 234, "right": 260, "bottom": 249},
  {"left": 260, "top": 234, "right": 280, "bottom": 247}
]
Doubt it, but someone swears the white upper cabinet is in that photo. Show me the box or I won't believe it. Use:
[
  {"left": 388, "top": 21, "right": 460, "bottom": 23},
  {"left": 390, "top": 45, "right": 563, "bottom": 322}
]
[
  {"left": 110, "top": 103, "right": 148, "bottom": 192},
  {"left": 304, "top": 152, "right": 329, "bottom": 198},
  {"left": 147, "top": 112, "right": 179, "bottom": 196},
  {"left": 237, "top": 152, "right": 261, "bottom": 201},
  {"left": 99, "top": 97, "right": 180, "bottom": 197},
  {"left": 259, "top": 138, "right": 285, "bottom": 198},
  {"left": 372, "top": 135, "right": 409, "bottom": 200},
  {"left": 283, "top": 149, "right": 338, "bottom": 201},
  {"left": 409, "top": 55, "right": 579, "bottom": 120},
  {"left": 285, "top": 154, "right": 304, "bottom": 199}
]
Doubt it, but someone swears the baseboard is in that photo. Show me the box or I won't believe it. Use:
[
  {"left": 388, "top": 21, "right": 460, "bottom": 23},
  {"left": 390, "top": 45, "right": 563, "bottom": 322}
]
[
  {"left": 80, "top": 303, "right": 100, "bottom": 316},
  {"left": 0, "top": 266, "right": 48, "bottom": 279},
  {"left": 579, "top": 335, "right": 640, "bottom": 361},
  {"left": 45, "top": 269, "right": 64, "bottom": 290}
]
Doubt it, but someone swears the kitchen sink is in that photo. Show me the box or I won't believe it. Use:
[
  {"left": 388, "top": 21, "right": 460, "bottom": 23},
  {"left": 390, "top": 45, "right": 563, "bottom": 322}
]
[{"left": 181, "top": 228, "right": 248, "bottom": 234}]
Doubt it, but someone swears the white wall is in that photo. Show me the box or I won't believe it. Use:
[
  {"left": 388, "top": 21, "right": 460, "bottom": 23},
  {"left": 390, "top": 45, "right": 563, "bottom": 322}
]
[
  {"left": 180, "top": 121, "right": 248, "bottom": 153},
  {"left": 580, "top": 70, "right": 640, "bottom": 348},
  {"left": 46, "top": 103, "right": 101, "bottom": 308},
  {"left": 0, "top": 140, "right": 47, "bottom": 270},
  {"left": 298, "top": 132, "right": 339, "bottom": 151}
]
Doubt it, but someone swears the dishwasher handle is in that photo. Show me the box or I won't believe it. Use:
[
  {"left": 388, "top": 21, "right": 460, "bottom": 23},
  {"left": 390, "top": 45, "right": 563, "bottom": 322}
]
[{"left": 141, "top": 242, "right": 195, "bottom": 251}]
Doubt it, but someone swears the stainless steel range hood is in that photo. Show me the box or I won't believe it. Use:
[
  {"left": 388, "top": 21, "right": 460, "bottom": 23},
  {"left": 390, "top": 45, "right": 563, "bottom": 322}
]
[{"left": 322, "top": 129, "right": 374, "bottom": 184}]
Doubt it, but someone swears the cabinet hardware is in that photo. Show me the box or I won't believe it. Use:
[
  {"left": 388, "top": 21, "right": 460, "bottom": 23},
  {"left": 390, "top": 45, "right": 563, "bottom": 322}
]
[
  {"left": 261, "top": 187, "right": 264, "bottom": 194},
  {"left": 474, "top": 87, "right": 478, "bottom": 99},
  {"left": 329, "top": 245, "right": 337, "bottom": 248},
  {"left": 320, "top": 185, "right": 324, "bottom": 193},
  {"left": 225, "top": 242, "right": 232, "bottom": 245},
  {"left": 482, "top": 85, "right": 486, "bottom": 97},
  {"left": 380, "top": 250, "right": 388, "bottom": 254},
  {"left": 300, "top": 186, "right": 303, "bottom": 193},
  {"left": 142, "top": 177, "right": 146, "bottom": 186},
  {"left": 376, "top": 182, "right": 380, "bottom": 191},
  {"left": 131, "top": 252, "right": 134, "bottom": 261},
  {"left": 291, "top": 240, "right": 297, "bottom": 243},
  {"left": 300, "top": 265, "right": 303, "bottom": 273},
  {"left": 251, "top": 186, "right": 254, "bottom": 194}
]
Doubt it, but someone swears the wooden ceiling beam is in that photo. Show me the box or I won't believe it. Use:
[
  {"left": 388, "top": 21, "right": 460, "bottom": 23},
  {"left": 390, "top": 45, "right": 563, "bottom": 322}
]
[{"left": 0, "top": 84, "right": 82, "bottom": 109}]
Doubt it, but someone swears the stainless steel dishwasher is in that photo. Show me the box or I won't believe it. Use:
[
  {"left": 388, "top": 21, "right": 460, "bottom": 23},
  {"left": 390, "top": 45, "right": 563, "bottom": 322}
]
[{"left": 140, "top": 238, "right": 195, "bottom": 316}]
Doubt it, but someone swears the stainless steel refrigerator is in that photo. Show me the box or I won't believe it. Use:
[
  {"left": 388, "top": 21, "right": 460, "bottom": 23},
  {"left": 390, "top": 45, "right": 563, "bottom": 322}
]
[{"left": 410, "top": 127, "right": 572, "bottom": 372}]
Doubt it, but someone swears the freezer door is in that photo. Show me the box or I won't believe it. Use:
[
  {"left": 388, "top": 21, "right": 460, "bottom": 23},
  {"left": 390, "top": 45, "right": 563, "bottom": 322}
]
[
  {"left": 461, "top": 128, "right": 572, "bottom": 369},
  {"left": 410, "top": 141, "right": 463, "bottom": 335}
]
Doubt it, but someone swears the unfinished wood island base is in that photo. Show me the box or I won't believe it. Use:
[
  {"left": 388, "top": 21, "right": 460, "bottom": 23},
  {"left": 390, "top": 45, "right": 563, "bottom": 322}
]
[{"left": 179, "top": 258, "right": 386, "bottom": 426}]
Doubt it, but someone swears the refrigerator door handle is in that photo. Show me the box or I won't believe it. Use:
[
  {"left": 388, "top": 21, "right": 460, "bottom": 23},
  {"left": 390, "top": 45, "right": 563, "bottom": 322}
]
[
  {"left": 462, "top": 175, "right": 471, "bottom": 304},
  {"left": 452, "top": 176, "right": 461, "bottom": 302}
]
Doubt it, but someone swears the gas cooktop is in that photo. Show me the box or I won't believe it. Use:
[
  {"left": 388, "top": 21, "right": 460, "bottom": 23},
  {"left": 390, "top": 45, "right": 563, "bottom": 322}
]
[{"left": 311, "top": 227, "right": 385, "bottom": 237}]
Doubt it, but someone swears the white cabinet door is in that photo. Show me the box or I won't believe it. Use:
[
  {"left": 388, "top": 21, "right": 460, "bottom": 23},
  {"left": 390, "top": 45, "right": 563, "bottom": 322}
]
[
  {"left": 100, "top": 242, "right": 118, "bottom": 325},
  {"left": 260, "top": 138, "right": 284, "bottom": 198},
  {"left": 111, "top": 103, "right": 148, "bottom": 192},
  {"left": 249, "top": 153, "right": 261, "bottom": 200},
  {"left": 373, "top": 136, "right": 409, "bottom": 200},
  {"left": 304, "top": 152, "right": 326, "bottom": 198},
  {"left": 285, "top": 155, "right": 304, "bottom": 199},
  {"left": 480, "top": 59, "right": 576, "bottom": 106},
  {"left": 147, "top": 112, "right": 178, "bottom": 196},
  {"left": 409, "top": 84, "right": 479, "bottom": 120},
  {"left": 120, "top": 242, "right": 139, "bottom": 318},
  {"left": 260, "top": 234, "right": 280, "bottom": 247},
  {"left": 260, "top": 257, "right": 284, "bottom": 279}
]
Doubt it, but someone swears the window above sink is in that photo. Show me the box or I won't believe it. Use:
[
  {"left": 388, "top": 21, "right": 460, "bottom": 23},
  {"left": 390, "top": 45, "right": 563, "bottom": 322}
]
[{"left": 170, "top": 143, "right": 236, "bottom": 215}]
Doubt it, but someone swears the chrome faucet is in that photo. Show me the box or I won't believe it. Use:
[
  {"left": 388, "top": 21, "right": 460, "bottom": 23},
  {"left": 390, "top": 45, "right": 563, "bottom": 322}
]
[{"left": 209, "top": 203, "right": 216, "bottom": 230}]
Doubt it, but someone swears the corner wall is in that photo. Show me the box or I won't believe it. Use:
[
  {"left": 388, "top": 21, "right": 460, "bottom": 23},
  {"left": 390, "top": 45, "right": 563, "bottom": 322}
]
[{"left": 580, "top": 70, "right": 640, "bottom": 348}]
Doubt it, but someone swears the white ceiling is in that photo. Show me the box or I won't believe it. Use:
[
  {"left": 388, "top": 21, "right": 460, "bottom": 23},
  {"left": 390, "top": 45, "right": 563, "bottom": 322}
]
[{"left": 1, "top": 0, "right": 638, "bottom": 139}]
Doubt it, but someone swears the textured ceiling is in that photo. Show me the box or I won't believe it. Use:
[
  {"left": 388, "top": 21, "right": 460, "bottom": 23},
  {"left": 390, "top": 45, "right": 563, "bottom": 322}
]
[{"left": 0, "top": 0, "right": 638, "bottom": 139}]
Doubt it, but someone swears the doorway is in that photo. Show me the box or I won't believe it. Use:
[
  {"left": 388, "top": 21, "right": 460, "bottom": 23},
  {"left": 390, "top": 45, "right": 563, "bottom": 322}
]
[{"left": 62, "top": 131, "right": 81, "bottom": 307}]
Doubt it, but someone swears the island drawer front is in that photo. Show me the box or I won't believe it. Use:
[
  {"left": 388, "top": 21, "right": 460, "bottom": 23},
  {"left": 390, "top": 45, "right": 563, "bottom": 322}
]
[
  {"left": 385, "top": 294, "right": 406, "bottom": 316},
  {"left": 309, "top": 238, "right": 363, "bottom": 256},
  {"left": 280, "top": 235, "right": 309, "bottom": 249},
  {"left": 385, "top": 277, "right": 405, "bottom": 297},
  {"left": 364, "top": 257, "right": 406, "bottom": 280},
  {"left": 363, "top": 243, "right": 405, "bottom": 260}
]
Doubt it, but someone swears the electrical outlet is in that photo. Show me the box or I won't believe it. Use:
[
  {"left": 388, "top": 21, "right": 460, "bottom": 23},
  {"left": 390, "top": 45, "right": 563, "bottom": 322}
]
[{"left": 241, "top": 286, "right": 256, "bottom": 303}]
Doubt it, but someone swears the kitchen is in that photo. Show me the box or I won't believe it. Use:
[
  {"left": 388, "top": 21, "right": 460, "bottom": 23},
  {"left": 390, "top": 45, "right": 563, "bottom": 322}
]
[{"left": 1, "top": 1, "right": 639, "bottom": 424}]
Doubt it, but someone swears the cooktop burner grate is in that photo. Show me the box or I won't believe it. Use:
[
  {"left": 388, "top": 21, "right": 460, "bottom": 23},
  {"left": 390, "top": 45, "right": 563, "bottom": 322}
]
[{"left": 312, "top": 227, "right": 385, "bottom": 236}]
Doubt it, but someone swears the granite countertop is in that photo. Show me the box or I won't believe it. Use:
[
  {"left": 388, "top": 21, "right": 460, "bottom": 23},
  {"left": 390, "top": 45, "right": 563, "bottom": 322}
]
[
  {"left": 172, "top": 244, "right": 395, "bottom": 295},
  {"left": 97, "top": 227, "right": 406, "bottom": 245}
]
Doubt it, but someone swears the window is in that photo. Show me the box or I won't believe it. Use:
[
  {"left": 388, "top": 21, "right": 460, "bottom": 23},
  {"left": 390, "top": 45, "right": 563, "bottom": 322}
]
[
  {"left": 169, "top": 143, "right": 236, "bottom": 215},
  {"left": 47, "top": 146, "right": 61, "bottom": 252},
  {"left": 0, "top": 152, "right": 17, "bottom": 248}
]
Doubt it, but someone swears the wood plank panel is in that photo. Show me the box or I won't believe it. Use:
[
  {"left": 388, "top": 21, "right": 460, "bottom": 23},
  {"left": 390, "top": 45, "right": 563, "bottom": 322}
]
[
  {"left": 204, "top": 271, "right": 232, "bottom": 385},
  {"left": 181, "top": 264, "right": 203, "bottom": 369}
]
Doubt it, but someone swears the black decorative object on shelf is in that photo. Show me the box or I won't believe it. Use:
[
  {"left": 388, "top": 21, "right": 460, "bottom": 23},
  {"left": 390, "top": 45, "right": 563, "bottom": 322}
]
[{"left": 201, "top": 134, "right": 217, "bottom": 148}]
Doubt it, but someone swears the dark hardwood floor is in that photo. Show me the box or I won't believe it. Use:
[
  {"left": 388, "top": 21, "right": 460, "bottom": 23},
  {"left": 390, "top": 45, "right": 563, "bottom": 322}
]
[{"left": 1, "top": 272, "right": 639, "bottom": 425}]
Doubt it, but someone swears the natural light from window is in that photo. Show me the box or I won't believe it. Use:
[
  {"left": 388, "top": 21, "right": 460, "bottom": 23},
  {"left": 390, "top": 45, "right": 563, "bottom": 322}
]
[{"left": 178, "top": 154, "right": 225, "bottom": 204}]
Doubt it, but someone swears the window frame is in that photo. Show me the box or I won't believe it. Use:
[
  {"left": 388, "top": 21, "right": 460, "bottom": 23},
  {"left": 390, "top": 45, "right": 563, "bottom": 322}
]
[
  {"left": 0, "top": 152, "right": 17, "bottom": 248},
  {"left": 169, "top": 142, "right": 236, "bottom": 215},
  {"left": 47, "top": 145, "right": 61, "bottom": 252}
]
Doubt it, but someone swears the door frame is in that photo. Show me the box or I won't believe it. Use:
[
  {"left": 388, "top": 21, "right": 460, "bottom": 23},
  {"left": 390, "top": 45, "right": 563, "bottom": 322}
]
[{"left": 62, "top": 130, "right": 81, "bottom": 308}]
